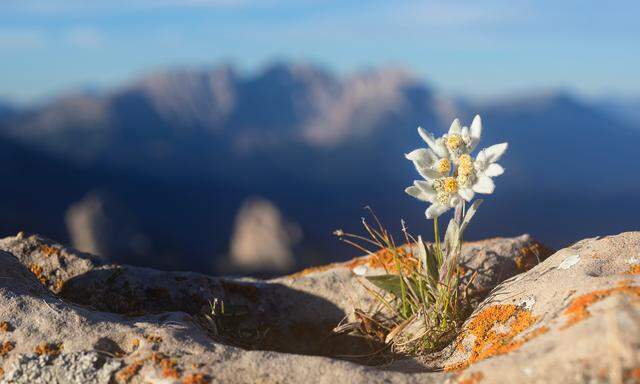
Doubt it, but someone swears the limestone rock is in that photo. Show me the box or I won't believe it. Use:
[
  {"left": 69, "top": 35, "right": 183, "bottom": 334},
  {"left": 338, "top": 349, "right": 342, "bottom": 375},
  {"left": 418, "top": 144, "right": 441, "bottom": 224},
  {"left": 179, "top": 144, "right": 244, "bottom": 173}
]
[
  {"left": 65, "top": 190, "right": 150, "bottom": 263},
  {"left": 223, "top": 197, "right": 302, "bottom": 274},
  {"left": 0, "top": 231, "right": 638, "bottom": 383},
  {"left": 0, "top": 232, "right": 101, "bottom": 293}
]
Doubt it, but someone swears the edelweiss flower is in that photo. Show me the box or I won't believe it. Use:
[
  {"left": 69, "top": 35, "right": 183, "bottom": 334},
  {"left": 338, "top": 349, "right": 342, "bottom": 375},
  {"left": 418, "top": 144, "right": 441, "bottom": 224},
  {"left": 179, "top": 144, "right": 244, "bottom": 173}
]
[
  {"left": 405, "top": 148, "right": 452, "bottom": 180},
  {"left": 442, "top": 115, "right": 482, "bottom": 160},
  {"left": 405, "top": 115, "right": 507, "bottom": 219},
  {"left": 405, "top": 178, "right": 463, "bottom": 219}
]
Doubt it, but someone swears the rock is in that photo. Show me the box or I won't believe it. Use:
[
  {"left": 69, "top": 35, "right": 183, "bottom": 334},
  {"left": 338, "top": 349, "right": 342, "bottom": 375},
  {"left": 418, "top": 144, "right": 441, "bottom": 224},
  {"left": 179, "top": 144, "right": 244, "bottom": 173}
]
[
  {"left": 0, "top": 232, "right": 102, "bottom": 293},
  {"left": 65, "top": 190, "right": 150, "bottom": 263},
  {"left": 4, "top": 352, "right": 122, "bottom": 384},
  {"left": 435, "top": 232, "right": 640, "bottom": 382},
  {"left": 222, "top": 197, "right": 302, "bottom": 274},
  {"left": 0, "top": 231, "right": 638, "bottom": 383}
]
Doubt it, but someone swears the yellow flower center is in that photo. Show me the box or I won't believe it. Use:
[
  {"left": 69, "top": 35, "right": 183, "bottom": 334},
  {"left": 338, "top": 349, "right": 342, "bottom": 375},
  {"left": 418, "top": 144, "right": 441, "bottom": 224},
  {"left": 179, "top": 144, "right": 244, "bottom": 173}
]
[
  {"left": 458, "top": 153, "right": 472, "bottom": 164},
  {"left": 436, "top": 193, "right": 450, "bottom": 205},
  {"left": 446, "top": 134, "right": 463, "bottom": 151},
  {"left": 457, "top": 174, "right": 470, "bottom": 187},
  {"left": 443, "top": 177, "right": 458, "bottom": 193},
  {"left": 437, "top": 158, "right": 451, "bottom": 174},
  {"left": 457, "top": 154, "right": 474, "bottom": 176}
]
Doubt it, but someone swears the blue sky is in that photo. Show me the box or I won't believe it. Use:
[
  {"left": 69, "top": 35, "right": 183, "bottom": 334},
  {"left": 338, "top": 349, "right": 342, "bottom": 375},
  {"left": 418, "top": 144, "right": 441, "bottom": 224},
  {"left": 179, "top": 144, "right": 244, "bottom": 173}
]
[{"left": 1, "top": 0, "right": 639, "bottom": 102}]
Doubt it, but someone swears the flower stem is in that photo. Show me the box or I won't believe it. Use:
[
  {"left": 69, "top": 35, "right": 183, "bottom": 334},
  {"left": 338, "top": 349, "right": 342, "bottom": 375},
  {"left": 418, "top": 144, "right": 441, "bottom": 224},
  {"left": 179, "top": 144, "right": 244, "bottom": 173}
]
[{"left": 433, "top": 216, "right": 441, "bottom": 259}]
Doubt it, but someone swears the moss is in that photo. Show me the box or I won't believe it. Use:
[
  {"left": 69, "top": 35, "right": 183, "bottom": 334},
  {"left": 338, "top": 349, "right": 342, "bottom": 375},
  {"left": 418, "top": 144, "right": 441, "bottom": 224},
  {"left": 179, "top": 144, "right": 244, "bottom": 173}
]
[
  {"left": 561, "top": 284, "right": 640, "bottom": 329},
  {"left": 446, "top": 304, "right": 547, "bottom": 371},
  {"left": 34, "top": 342, "right": 63, "bottom": 356},
  {"left": 0, "top": 341, "right": 14, "bottom": 357}
]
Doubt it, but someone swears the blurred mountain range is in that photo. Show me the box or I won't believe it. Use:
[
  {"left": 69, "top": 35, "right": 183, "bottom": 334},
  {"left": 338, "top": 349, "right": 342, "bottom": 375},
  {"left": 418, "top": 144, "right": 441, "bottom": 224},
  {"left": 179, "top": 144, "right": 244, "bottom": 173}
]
[{"left": 1, "top": 63, "right": 638, "bottom": 274}]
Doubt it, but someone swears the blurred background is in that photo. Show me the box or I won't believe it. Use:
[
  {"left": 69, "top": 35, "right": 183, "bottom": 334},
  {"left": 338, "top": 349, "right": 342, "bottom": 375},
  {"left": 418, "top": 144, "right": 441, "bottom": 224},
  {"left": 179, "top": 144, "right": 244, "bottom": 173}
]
[{"left": 1, "top": 1, "right": 639, "bottom": 276}]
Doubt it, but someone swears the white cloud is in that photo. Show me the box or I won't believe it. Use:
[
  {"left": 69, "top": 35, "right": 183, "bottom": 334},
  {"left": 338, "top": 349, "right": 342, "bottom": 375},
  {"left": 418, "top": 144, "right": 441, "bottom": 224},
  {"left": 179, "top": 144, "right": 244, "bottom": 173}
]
[
  {"left": 0, "top": 28, "right": 45, "bottom": 49},
  {"left": 66, "top": 27, "right": 104, "bottom": 48},
  {"left": 392, "top": 1, "right": 533, "bottom": 28}
]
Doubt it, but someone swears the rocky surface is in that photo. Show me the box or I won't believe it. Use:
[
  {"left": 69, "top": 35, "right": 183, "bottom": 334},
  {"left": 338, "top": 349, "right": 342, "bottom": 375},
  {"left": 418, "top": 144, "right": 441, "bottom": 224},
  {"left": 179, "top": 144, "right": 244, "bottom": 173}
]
[
  {"left": 0, "top": 231, "right": 639, "bottom": 383},
  {"left": 65, "top": 190, "right": 150, "bottom": 263},
  {"left": 221, "top": 196, "right": 301, "bottom": 274}
]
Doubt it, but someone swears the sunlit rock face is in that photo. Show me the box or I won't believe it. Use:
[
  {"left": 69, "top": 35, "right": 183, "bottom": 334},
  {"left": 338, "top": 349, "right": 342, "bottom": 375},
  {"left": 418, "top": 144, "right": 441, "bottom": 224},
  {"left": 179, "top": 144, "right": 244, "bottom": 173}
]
[
  {"left": 0, "top": 231, "right": 637, "bottom": 383},
  {"left": 65, "top": 190, "right": 149, "bottom": 263},
  {"left": 225, "top": 197, "right": 302, "bottom": 274}
]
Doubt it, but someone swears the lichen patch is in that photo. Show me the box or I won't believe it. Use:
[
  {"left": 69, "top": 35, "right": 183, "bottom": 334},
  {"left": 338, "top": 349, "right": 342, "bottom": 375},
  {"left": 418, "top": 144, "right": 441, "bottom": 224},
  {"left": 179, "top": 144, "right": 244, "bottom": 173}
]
[
  {"left": 0, "top": 341, "right": 14, "bottom": 357},
  {"left": 29, "top": 264, "right": 48, "bottom": 286},
  {"left": 625, "top": 265, "right": 640, "bottom": 275},
  {"left": 34, "top": 342, "right": 63, "bottom": 356},
  {"left": 0, "top": 322, "right": 11, "bottom": 333},
  {"left": 446, "top": 304, "right": 548, "bottom": 371},
  {"left": 183, "top": 373, "right": 211, "bottom": 384},
  {"left": 561, "top": 285, "right": 640, "bottom": 329},
  {"left": 457, "top": 371, "right": 484, "bottom": 384},
  {"left": 116, "top": 360, "right": 144, "bottom": 383}
]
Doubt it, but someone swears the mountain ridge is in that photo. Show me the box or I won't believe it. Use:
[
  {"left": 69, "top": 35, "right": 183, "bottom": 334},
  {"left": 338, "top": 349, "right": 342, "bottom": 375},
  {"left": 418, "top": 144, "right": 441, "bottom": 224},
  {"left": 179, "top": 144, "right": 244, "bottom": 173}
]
[{"left": 0, "top": 62, "right": 638, "bottom": 273}]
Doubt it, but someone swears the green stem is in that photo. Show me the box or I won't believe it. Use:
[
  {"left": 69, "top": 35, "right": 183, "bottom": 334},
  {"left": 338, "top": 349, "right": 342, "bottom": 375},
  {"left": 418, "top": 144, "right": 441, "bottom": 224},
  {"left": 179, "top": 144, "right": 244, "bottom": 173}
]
[{"left": 433, "top": 216, "right": 441, "bottom": 261}]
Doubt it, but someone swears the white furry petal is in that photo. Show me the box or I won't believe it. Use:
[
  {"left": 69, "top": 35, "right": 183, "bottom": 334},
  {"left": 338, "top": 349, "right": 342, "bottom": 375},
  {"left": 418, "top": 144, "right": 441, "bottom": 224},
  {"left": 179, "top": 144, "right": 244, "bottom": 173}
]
[
  {"left": 458, "top": 187, "right": 475, "bottom": 202},
  {"left": 470, "top": 115, "right": 482, "bottom": 143},
  {"left": 448, "top": 118, "right": 462, "bottom": 135},
  {"left": 426, "top": 203, "right": 449, "bottom": 219},
  {"left": 417, "top": 127, "right": 449, "bottom": 158},
  {"left": 405, "top": 148, "right": 436, "bottom": 166},
  {"left": 472, "top": 175, "right": 495, "bottom": 194},
  {"left": 483, "top": 142, "right": 508, "bottom": 163},
  {"left": 484, "top": 163, "right": 504, "bottom": 177}
]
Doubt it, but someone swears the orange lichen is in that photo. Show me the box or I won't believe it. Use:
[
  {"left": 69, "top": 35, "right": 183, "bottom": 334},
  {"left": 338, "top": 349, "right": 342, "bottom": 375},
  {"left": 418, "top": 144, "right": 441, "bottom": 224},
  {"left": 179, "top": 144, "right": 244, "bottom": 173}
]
[
  {"left": 0, "top": 367, "right": 4, "bottom": 378},
  {"left": 445, "top": 304, "right": 547, "bottom": 371},
  {"left": 513, "top": 242, "right": 554, "bottom": 272},
  {"left": 458, "top": 371, "right": 484, "bottom": 384},
  {"left": 0, "top": 322, "right": 10, "bottom": 333},
  {"left": 346, "top": 245, "right": 417, "bottom": 275},
  {"left": 116, "top": 360, "right": 144, "bottom": 383},
  {"left": 626, "top": 265, "right": 640, "bottom": 275},
  {"left": 347, "top": 240, "right": 552, "bottom": 276},
  {"left": 150, "top": 352, "right": 181, "bottom": 379},
  {"left": 29, "top": 264, "right": 48, "bottom": 286},
  {"left": 183, "top": 373, "right": 210, "bottom": 384},
  {"left": 160, "top": 358, "right": 181, "bottom": 378},
  {"left": 0, "top": 341, "right": 14, "bottom": 357},
  {"left": 626, "top": 367, "right": 640, "bottom": 380},
  {"left": 34, "top": 342, "right": 62, "bottom": 356},
  {"left": 144, "top": 334, "right": 163, "bottom": 344},
  {"left": 53, "top": 279, "right": 65, "bottom": 292},
  {"left": 562, "top": 285, "right": 640, "bottom": 329},
  {"left": 40, "top": 245, "right": 59, "bottom": 258}
]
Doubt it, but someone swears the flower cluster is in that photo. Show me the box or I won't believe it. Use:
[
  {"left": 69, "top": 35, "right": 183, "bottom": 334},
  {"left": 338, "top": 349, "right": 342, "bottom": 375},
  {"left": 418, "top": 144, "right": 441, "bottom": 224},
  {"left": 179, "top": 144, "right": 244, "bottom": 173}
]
[{"left": 405, "top": 115, "right": 507, "bottom": 219}]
